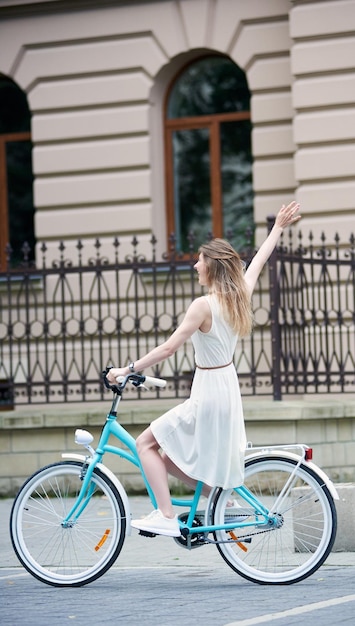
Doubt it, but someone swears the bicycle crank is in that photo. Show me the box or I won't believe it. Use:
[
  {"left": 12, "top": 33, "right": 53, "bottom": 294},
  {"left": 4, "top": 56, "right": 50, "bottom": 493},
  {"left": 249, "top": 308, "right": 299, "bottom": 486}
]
[{"left": 174, "top": 513, "right": 207, "bottom": 549}]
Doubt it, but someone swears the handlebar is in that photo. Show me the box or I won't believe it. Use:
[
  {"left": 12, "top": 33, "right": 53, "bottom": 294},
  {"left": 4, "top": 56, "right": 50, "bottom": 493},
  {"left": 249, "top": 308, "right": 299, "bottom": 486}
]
[
  {"left": 139, "top": 374, "right": 166, "bottom": 388},
  {"left": 102, "top": 367, "right": 166, "bottom": 394}
]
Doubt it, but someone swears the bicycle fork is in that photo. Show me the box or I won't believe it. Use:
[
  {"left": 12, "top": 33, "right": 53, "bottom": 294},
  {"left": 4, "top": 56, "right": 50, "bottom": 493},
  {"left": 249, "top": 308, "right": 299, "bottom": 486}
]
[{"left": 61, "top": 457, "right": 100, "bottom": 528}]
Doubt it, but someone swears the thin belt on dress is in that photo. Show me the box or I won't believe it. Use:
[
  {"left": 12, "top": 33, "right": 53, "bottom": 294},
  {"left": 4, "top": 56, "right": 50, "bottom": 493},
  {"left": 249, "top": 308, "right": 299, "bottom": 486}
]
[{"left": 195, "top": 360, "right": 233, "bottom": 370}]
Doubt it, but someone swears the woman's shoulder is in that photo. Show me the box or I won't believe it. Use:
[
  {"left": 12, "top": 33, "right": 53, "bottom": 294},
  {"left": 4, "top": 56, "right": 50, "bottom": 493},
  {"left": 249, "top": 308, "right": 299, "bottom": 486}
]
[
  {"left": 205, "top": 292, "right": 220, "bottom": 310},
  {"left": 191, "top": 295, "right": 213, "bottom": 333},
  {"left": 190, "top": 295, "right": 211, "bottom": 312}
]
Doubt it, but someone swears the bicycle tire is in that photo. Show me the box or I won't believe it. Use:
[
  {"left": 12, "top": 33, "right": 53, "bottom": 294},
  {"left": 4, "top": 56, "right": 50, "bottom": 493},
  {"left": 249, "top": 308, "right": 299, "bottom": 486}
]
[
  {"left": 212, "top": 455, "right": 337, "bottom": 585},
  {"left": 10, "top": 461, "right": 127, "bottom": 587}
]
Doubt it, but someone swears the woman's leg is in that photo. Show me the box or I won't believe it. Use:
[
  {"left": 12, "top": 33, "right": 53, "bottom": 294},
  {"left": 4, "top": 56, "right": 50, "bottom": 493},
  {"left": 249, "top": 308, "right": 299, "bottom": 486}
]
[
  {"left": 135, "top": 427, "right": 175, "bottom": 519},
  {"left": 161, "top": 452, "right": 211, "bottom": 497}
]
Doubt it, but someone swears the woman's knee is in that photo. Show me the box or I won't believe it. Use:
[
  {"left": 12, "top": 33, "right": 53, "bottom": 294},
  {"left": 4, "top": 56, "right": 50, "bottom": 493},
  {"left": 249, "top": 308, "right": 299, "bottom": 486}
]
[
  {"left": 136, "top": 428, "right": 157, "bottom": 456},
  {"left": 135, "top": 433, "right": 146, "bottom": 455}
]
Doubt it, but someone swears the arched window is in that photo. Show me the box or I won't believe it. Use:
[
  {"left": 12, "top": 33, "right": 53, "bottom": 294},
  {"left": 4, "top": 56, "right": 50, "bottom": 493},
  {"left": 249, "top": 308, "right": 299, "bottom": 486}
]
[
  {"left": 0, "top": 75, "right": 34, "bottom": 269},
  {"left": 165, "top": 55, "right": 253, "bottom": 253}
]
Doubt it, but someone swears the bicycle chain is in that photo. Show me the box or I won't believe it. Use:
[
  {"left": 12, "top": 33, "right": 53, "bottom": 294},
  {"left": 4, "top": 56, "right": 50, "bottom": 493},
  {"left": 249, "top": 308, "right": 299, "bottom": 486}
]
[{"left": 205, "top": 525, "right": 276, "bottom": 545}]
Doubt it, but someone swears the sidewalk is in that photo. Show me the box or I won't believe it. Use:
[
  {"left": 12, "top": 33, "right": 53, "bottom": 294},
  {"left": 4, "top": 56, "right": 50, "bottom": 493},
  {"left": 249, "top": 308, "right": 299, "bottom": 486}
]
[{"left": 2, "top": 496, "right": 355, "bottom": 572}]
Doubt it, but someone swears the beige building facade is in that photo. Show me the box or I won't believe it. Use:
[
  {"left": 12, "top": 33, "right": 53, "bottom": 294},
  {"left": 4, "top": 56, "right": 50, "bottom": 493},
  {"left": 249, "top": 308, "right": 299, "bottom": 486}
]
[
  {"left": 1, "top": 0, "right": 354, "bottom": 257},
  {"left": 1, "top": 0, "right": 355, "bottom": 496}
]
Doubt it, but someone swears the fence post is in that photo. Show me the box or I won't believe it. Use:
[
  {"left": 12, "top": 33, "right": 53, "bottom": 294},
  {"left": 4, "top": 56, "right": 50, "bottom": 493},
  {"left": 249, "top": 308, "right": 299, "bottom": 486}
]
[{"left": 267, "top": 216, "right": 282, "bottom": 400}]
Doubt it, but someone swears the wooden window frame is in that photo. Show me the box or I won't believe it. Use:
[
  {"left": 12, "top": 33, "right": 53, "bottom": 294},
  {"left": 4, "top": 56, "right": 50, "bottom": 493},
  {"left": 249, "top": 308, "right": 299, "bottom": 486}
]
[{"left": 164, "top": 111, "right": 250, "bottom": 250}]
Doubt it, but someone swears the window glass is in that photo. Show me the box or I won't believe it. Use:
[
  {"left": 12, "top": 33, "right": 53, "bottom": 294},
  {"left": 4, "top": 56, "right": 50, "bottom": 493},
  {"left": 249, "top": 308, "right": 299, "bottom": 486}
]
[
  {"left": 0, "top": 76, "right": 30, "bottom": 133},
  {"left": 0, "top": 76, "right": 34, "bottom": 268},
  {"left": 173, "top": 127, "right": 212, "bottom": 251},
  {"left": 6, "top": 140, "right": 35, "bottom": 265},
  {"left": 168, "top": 56, "right": 250, "bottom": 118},
  {"left": 221, "top": 120, "right": 253, "bottom": 250}
]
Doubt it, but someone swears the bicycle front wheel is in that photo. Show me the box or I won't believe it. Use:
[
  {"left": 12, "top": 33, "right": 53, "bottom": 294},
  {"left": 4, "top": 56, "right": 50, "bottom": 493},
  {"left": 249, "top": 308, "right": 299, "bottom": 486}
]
[
  {"left": 10, "top": 461, "right": 127, "bottom": 587},
  {"left": 213, "top": 455, "right": 337, "bottom": 584}
]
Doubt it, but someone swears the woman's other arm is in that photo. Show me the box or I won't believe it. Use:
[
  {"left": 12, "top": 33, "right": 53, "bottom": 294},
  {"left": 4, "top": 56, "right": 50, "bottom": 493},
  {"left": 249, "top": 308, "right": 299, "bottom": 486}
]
[
  {"left": 107, "top": 296, "right": 210, "bottom": 381},
  {"left": 244, "top": 201, "right": 301, "bottom": 295}
]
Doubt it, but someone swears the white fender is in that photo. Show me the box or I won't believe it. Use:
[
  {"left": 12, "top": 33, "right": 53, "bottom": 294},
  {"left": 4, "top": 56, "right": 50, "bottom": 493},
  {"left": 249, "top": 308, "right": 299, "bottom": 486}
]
[
  {"left": 61, "top": 453, "right": 132, "bottom": 534},
  {"left": 245, "top": 449, "right": 339, "bottom": 501}
]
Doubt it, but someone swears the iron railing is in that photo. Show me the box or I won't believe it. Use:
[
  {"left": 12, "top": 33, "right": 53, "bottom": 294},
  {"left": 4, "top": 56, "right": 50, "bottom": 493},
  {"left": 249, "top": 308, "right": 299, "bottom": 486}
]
[
  {"left": 0, "top": 224, "right": 355, "bottom": 407},
  {"left": 268, "top": 222, "right": 355, "bottom": 398}
]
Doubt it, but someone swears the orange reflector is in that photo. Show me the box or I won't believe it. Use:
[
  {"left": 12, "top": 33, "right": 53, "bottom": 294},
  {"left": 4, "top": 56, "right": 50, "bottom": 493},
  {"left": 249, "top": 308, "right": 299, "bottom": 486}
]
[
  {"left": 229, "top": 531, "right": 248, "bottom": 552},
  {"left": 95, "top": 529, "right": 111, "bottom": 552}
]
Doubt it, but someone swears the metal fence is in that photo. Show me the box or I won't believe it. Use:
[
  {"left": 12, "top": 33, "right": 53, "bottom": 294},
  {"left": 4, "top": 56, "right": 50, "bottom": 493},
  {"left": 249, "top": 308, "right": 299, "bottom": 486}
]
[
  {"left": 0, "top": 224, "right": 355, "bottom": 407},
  {"left": 269, "top": 224, "right": 355, "bottom": 398}
]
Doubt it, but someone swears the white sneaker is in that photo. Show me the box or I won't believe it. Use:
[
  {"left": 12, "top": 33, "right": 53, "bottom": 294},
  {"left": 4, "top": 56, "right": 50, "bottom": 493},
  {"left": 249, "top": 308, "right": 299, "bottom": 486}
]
[{"left": 131, "top": 509, "right": 181, "bottom": 537}]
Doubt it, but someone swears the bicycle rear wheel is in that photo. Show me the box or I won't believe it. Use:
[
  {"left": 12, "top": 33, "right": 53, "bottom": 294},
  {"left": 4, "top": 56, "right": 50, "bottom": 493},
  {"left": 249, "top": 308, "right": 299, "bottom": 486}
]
[
  {"left": 213, "top": 455, "right": 337, "bottom": 584},
  {"left": 10, "top": 461, "right": 126, "bottom": 587}
]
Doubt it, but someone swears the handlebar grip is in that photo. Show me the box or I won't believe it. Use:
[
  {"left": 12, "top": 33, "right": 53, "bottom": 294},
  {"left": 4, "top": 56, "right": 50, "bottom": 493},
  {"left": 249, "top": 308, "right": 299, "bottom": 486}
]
[{"left": 143, "top": 375, "right": 167, "bottom": 388}]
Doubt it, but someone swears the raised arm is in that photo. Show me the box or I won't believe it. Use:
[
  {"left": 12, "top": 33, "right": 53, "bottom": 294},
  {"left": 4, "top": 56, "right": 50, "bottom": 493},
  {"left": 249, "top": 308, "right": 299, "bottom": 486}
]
[{"left": 244, "top": 201, "right": 301, "bottom": 295}]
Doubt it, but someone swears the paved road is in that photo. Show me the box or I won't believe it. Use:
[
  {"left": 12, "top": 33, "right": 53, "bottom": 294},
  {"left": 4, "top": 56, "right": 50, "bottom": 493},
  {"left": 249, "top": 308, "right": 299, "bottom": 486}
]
[{"left": 2, "top": 497, "right": 355, "bottom": 626}]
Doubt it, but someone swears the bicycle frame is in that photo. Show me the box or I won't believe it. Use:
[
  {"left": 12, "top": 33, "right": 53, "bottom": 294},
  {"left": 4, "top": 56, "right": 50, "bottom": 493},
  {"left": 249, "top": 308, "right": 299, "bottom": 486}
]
[{"left": 61, "top": 387, "right": 307, "bottom": 539}]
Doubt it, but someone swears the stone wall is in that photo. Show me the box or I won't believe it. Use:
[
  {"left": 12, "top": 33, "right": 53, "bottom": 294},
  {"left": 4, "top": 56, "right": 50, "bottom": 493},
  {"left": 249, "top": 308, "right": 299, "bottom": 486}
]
[
  {"left": 1, "top": 397, "right": 355, "bottom": 497},
  {"left": 291, "top": 0, "right": 355, "bottom": 239}
]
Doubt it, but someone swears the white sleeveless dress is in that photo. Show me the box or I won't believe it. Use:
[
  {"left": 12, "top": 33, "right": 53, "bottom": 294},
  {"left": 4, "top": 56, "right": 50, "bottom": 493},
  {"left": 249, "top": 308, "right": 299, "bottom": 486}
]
[{"left": 151, "top": 294, "right": 247, "bottom": 489}]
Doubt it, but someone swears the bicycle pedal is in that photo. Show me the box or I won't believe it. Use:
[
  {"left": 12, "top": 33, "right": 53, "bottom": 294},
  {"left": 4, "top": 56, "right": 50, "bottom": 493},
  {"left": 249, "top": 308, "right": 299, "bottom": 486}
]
[{"left": 138, "top": 530, "right": 157, "bottom": 538}]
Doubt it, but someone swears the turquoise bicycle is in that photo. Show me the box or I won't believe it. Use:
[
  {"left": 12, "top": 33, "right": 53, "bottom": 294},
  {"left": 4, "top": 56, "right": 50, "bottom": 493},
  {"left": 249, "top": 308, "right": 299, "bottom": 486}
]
[{"left": 10, "top": 369, "right": 338, "bottom": 587}]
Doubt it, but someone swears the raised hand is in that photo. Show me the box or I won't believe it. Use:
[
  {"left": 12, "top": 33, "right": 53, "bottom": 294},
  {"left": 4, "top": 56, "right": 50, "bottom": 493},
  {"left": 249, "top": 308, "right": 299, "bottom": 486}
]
[{"left": 275, "top": 201, "right": 301, "bottom": 230}]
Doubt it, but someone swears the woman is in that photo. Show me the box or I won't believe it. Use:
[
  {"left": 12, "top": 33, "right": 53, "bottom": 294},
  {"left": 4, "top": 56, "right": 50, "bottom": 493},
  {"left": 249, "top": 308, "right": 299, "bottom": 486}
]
[{"left": 107, "top": 201, "right": 301, "bottom": 537}]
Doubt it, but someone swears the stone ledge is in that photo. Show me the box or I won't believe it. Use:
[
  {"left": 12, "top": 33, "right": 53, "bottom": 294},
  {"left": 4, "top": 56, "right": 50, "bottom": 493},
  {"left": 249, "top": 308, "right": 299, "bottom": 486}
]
[
  {"left": 0, "top": 399, "right": 177, "bottom": 429},
  {"left": 1, "top": 398, "right": 355, "bottom": 430},
  {"left": 244, "top": 400, "right": 353, "bottom": 421}
]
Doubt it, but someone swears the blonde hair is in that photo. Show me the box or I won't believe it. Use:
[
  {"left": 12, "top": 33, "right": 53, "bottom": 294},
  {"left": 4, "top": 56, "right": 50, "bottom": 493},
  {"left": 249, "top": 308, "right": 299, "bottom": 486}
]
[{"left": 199, "top": 238, "right": 253, "bottom": 337}]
